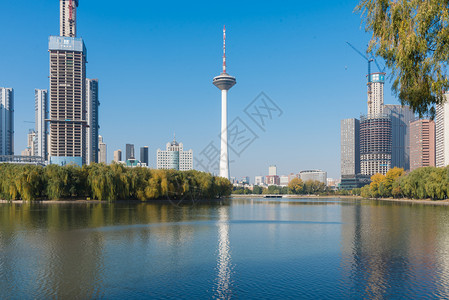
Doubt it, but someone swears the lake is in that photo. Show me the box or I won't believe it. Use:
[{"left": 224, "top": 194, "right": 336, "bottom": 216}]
[{"left": 1, "top": 197, "right": 449, "bottom": 299}]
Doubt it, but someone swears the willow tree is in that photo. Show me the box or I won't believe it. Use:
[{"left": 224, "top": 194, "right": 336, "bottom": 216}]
[{"left": 356, "top": 0, "right": 449, "bottom": 116}]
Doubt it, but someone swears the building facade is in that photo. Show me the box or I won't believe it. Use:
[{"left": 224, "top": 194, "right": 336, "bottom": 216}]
[
  {"left": 265, "top": 175, "right": 280, "bottom": 186},
  {"left": 86, "top": 79, "right": 99, "bottom": 164},
  {"left": 360, "top": 115, "right": 392, "bottom": 176},
  {"left": 34, "top": 89, "right": 47, "bottom": 160},
  {"left": 367, "top": 73, "right": 385, "bottom": 117},
  {"left": 299, "top": 170, "right": 327, "bottom": 184},
  {"left": 140, "top": 146, "right": 149, "bottom": 167},
  {"left": 341, "top": 118, "right": 360, "bottom": 176},
  {"left": 269, "top": 165, "right": 277, "bottom": 176},
  {"left": 384, "top": 104, "right": 415, "bottom": 170},
  {"left": 0, "top": 88, "right": 14, "bottom": 156},
  {"left": 113, "top": 149, "right": 122, "bottom": 162},
  {"left": 410, "top": 119, "right": 436, "bottom": 171},
  {"left": 157, "top": 138, "right": 193, "bottom": 171},
  {"left": 22, "top": 130, "right": 36, "bottom": 156},
  {"left": 98, "top": 135, "right": 106, "bottom": 163},
  {"left": 126, "top": 144, "right": 135, "bottom": 160},
  {"left": 254, "top": 176, "right": 264, "bottom": 186},
  {"left": 48, "top": 0, "right": 87, "bottom": 166},
  {"left": 436, "top": 95, "right": 449, "bottom": 167}
]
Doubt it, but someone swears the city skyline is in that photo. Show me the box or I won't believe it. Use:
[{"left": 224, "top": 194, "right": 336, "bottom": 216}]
[{"left": 1, "top": 0, "right": 401, "bottom": 179}]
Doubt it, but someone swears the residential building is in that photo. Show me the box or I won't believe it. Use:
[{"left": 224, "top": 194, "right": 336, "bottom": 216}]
[
  {"left": 98, "top": 136, "right": 106, "bottom": 164},
  {"left": 265, "top": 175, "right": 280, "bottom": 186},
  {"left": 22, "top": 130, "right": 36, "bottom": 157},
  {"left": 0, "top": 88, "right": 14, "bottom": 155},
  {"left": 86, "top": 79, "right": 99, "bottom": 164},
  {"left": 279, "top": 175, "right": 289, "bottom": 187},
  {"left": 384, "top": 104, "right": 415, "bottom": 170},
  {"left": 140, "top": 146, "right": 149, "bottom": 167},
  {"left": 410, "top": 119, "right": 436, "bottom": 171},
  {"left": 254, "top": 176, "right": 264, "bottom": 186},
  {"left": 436, "top": 95, "right": 449, "bottom": 167},
  {"left": 341, "top": 118, "right": 360, "bottom": 176},
  {"left": 269, "top": 165, "right": 277, "bottom": 176},
  {"left": 113, "top": 149, "right": 122, "bottom": 163},
  {"left": 48, "top": 0, "right": 87, "bottom": 166},
  {"left": 360, "top": 115, "right": 392, "bottom": 176},
  {"left": 126, "top": 144, "right": 135, "bottom": 160},
  {"left": 156, "top": 137, "right": 193, "bottom": 171},
  {"left": 299, "top": 170, "right": 327, "bottom": 184},
  {"left": 34, "top": 89, "right": 47, "bottom": 160}
]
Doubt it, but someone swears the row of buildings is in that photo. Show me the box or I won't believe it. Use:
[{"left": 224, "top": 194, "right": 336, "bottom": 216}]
[
  {"left": 250, "top": 165, "right": 328, "bottom": 187},
  {"left": 340, "top": 69, "right": 447, "bottom": 189}
]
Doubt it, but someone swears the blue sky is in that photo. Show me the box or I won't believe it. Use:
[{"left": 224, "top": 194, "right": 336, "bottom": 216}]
[{"left": 0, "top": 0, "right": 400, "bottom": 181}]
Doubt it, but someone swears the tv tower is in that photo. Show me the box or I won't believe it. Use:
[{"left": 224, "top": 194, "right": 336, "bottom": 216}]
[{"left": 213, "top": 26, "right": 236, "bottom": 179}]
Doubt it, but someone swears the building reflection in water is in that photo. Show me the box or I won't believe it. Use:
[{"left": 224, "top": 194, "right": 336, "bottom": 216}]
[{"left": 214, "top": 205, "right": 233, "bottom": 299}]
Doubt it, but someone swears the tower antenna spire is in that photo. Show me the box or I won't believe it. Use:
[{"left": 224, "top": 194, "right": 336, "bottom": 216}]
[{"left": 223, "top": 25, "right": 226, "bottom": 74}]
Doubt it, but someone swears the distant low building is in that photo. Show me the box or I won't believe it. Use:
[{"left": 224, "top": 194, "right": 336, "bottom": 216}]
[
  {"left": 254, "top": 176, "right": 264, "bottom": 186},
  {"left": 157, "top": 137, "right": 193, "bottom": 171},
  {"left": 299, "top": 170, "right": 327, "bottom": 184},
  {"left": 265, "top": 175, "right": 280, "bottom": 186},
  {"left": 279, "top": 175, "right": 289, "bottom": 187}
]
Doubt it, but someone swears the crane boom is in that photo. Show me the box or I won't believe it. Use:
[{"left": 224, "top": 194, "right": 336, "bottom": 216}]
[{"left": 346, "top": 41, "right": 374, "bottom": 83}]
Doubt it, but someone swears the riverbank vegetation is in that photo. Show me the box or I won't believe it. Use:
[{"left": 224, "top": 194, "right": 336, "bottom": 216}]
[
  {"left": 0, "top": 163, "right": 232, "bottom": 201},
  {"left": 232, "top": 178, "right": 330, "bottom": 195},
  {"left": 361, "top": 167, "right": 449, "bottom": 200}
]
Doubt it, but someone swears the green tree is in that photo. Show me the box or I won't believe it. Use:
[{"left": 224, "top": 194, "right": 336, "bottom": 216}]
[{"left": 356, "top": 0, "right": 449, "bottom": 116}]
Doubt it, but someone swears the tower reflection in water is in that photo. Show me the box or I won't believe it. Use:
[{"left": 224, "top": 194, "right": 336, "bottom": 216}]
[{"left": 214, "top": 205, "right": 233, "bottom": 299}]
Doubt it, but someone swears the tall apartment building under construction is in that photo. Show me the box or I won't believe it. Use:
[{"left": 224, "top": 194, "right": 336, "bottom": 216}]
[{"left": 48, "top": 0, "right": 87, "bottom": 166}]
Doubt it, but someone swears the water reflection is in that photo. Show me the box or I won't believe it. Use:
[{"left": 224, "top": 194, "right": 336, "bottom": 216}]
[{"left": 214, "top": 206, "right": 233, "bottom": 299}]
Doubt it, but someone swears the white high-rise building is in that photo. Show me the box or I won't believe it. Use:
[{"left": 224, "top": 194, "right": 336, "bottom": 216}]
[
  {"left": 157, "top": 138, "right": 193, "bottom": 171},
  {"left": 113, "top": 149, "right": 122, "bottom": 162},
  {"left": 0, "top": 88, "right": 14, "bottom": 156},
  {"left": 341, "top": 118, "right": 360, "bottom": 176},
  {"left": 269, "top": 165, "right": 277, "bottom": 176},
  {"left": 98, "top": 135, "right": 107, "bottom": 164},
  {"left": 86, "top": 79, "right": 99, "bottom": 164},
  {"left": 436, "top": 93, "right": 449, "bottom": 167},
  {"left": 34, "top": 89, "right": 47, "bottom": 160},
  {"left": 367, "top": 73, "right": 385, "bottom": 117}
]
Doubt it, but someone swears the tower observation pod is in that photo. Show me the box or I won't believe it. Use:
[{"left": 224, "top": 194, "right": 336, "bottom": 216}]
[{"left": 213, "top": 26, "right": 236, "bottom": 180}]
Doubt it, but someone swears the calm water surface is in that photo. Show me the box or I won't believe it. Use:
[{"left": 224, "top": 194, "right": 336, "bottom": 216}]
[{"left": 1, "top": 198, "right": 449, "bottom": 299}]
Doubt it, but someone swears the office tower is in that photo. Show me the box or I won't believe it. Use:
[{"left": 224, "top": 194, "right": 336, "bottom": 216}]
[
  {"left": 340, "top": 118, "right": 360, "bottom": 176},
  {"left": 213, "top": 26, "right": 236, "bottom": 180},
  {"left": 384, "top": 104, "right": 415, "bottom": 170},
  {"left": 0, "top": 88, "right": 14, "bottom": 156},
  {"left": 299, "top": 170, "right": 327, "bottom": 184},
  {"left": 268, "top": 165, "right": 277, "bottom": 176},
  {"left": 436, "top": 94, "right": 449, "bottom": 167},
  {"left": 140, "top": 146, "right": 149, "bottom": 167},
  {"left": 360, "top": 115, "right": 392, "bottom": 176},
  {"left": 60, "top": 0, "right": 78, "bottom": 37},
  {"left": 98, "top": 135, "right": 106, "bottom": 163},
  {"left": 34, "top": 89, "right": 48, "bottom": 160},
  {"left": 86, "top": 79, "right": 99, "bottom": 164},
  {"left": 367, "top": 73, "right": 385, "bottom": 117},
  {"left": 410, "top": 119, "right": 436, "bottom": 171},
  {"left": 113, "top": 149, "right": 122, "bottom": 162},
  {"left": 157, "top": 137, "right": 193, "bottom": 171},
  {"left": 126, "top": 144, "right": 135, "bottom": 160},
  {"left": 48, "top": 0, "right": 87, "bottom": 166}
]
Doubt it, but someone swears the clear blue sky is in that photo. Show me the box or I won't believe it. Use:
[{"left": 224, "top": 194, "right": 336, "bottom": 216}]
[{"left": 0, "top": 0, "right": 399, "bottom": 181}]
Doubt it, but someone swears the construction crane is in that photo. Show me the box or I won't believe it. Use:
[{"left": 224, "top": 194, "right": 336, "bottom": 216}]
[{"left": 346, "top": 42, "right": 374, "bottom": 83}]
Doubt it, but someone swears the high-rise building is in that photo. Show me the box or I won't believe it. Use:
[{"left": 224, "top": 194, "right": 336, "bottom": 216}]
[
  {"left": 410, "top": 119, "right": 436, "bottom": 171},
  {"left": 98, "top": 135, "right": 106, "bottom": 164},
  {"left": 341, "top": 118, "right": 360, "bottom": 176},
  {"left": 140, "top": 146, "right": 149, "bottom": 167},
  {"left": 384, "top": 104, "right": 415, "bottom": 170},
  {"left": 113, "top": 149, "right": 122, "bottom": 162},
  {"left": 86, "top": 79, "right": 99, "bottom": 164},
  {"left": 213, "top": 26, "right": 236, "bottom": 180},
  {"left": 60, "top": 0, "right": 78, "bottom": 37},
  {"left": 126, "top": 144, "right": 135, "bottom": 160},
  {"left": 436, "top": 94, "right": 449, "bottom": 167},
  {"left": 0, "top": 88, "right": 14, "bottom": 156},
  {"left": 22, "top": 130, "right": 36, "bottom": 157},
  {"left": 367, "top": 73, "right": 385, "bottom": 117},
  {"left": 157, "top": 138, "right": 193, "bottom": 171},
  {"left": 48, "top": 0, "right": 87, "bottom": 166},
  {"left": 268, "top": 165, "right": 277, "bottom": 176},
  {"left": 34, "top": 89, "right": 47, "bottom": 160},
  {"left": 360, "top": 115, "right": 392, "bottom": 176}
]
